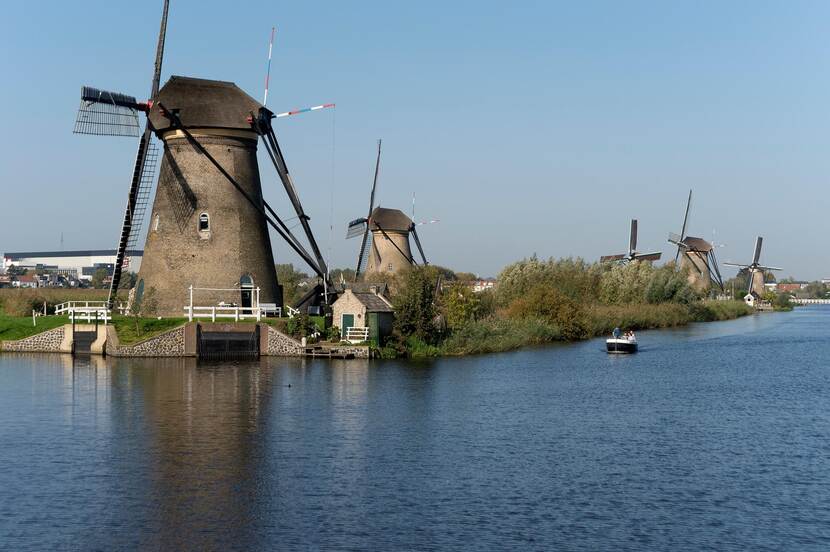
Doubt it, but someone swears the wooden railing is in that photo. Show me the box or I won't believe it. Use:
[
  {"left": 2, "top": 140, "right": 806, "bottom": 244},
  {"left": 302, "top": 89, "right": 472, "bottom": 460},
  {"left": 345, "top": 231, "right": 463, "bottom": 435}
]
[{"left": 344, "top": 326, "right": 369, "bottom": 343}]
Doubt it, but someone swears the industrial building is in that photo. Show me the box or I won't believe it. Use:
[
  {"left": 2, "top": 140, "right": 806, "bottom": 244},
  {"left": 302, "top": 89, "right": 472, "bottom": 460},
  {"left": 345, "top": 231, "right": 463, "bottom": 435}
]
[{"left": 2, "top": 250, "right": 143, "bottom": 280}]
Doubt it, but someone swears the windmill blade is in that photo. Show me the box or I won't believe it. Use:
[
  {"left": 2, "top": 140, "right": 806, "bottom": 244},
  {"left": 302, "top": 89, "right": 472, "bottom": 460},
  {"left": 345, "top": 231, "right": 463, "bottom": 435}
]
[
  {"left": 275, "top": 103, "right": 335, "bottom": 118},
  {"left": 368, "top": 139, "right": 381, "bottom": 218},
  {"left": 346, "top": 218, "right": 367, "bottom": 239},
  {"left": 675, "top": 189, "right": 692, "bottom": 263},
  {"left": 355, "top": 140, "right": 382, "bottom": 278},
  {"left": 629, "top": 219, "right": 638, "bottom": 254},
  {"left": 633, "top": 252, "right": 661, "bottom": 262},
  {"left": 667, "top": 232, "right": 685, "bottom": 245},
  {"left": 357, "top": 232, "right": 374, "bottom": 275},
  {"left": 752, "top": 236, "right": 763, "bottom": 265},
  {"left": 74, "top": 86, "right": 142, "bottom": 137},
  {"left": 106, "top": 0, "right": 169, "bottom": 310},
  {"left": 722, "top": 262, "right": 750, "bottom": 268},
  {"left": 756, "top": 265, "right": 783, "bottom": 272},
  {"left": 600, "top": 254, "right": 627, "bottom": 263},
  {"left": 414, "top": 219, "right": 440, "bottom": 226},
  {"left": 411, "top": 225, "right": 429, "bottom": 265}
]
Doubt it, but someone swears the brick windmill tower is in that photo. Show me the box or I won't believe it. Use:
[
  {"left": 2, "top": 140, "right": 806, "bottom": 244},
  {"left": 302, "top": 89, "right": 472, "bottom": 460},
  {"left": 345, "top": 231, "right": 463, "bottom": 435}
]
[
  {"left": 667, "top": 190, "right": 725, "bottom": 293},
  {"left": 73, "top": 1, "right": 332, "bottom": 315},
  {"left": 346, "top": 141, "right": 436, "bottom": 278}
]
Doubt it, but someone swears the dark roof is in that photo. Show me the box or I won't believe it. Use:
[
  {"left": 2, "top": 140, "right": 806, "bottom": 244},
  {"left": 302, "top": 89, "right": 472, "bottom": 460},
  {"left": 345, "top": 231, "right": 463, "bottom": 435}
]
[
  {"left": 681, "top": 236, "right": 713, "bottom": 252},
  {"left": 148, "top": 76, "right": 262, "bottom": 133},
  {"left": 352, "top": 291, "right": 394, "bottom": 312},
  {"left": 370, "top": 207, "right": 412, "bottom": 232},
  {"left": 4, "top": 250, "right": 142, "bottom": 260},
  {"left": 341, "top": 282, "right": 390, "bottom": 295}
]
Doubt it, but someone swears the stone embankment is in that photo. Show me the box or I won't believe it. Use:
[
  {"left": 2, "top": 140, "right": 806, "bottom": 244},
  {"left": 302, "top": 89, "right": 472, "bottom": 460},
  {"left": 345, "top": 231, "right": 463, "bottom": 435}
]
[
  {"left": 1, "top": 326, "right": 69, "bottom": 353},
  {"left": 2, "top": 322, "right": 370, "bottom": 358}
]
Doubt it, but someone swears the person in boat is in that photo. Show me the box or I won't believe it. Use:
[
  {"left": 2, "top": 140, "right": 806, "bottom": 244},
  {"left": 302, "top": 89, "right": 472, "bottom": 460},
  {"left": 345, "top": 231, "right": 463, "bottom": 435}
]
[
  {"left": 612, "top": 327, "right": 621, "bottom": 339},
  {"left": 626, "top": 330, "right": 636, "bottom": 341}
]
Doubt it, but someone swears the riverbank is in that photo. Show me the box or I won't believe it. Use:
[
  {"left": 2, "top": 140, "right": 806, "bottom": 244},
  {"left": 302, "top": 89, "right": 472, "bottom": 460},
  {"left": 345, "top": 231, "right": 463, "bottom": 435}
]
[{"left": 394, "top": 300, "right": 754, "bottom": 358}]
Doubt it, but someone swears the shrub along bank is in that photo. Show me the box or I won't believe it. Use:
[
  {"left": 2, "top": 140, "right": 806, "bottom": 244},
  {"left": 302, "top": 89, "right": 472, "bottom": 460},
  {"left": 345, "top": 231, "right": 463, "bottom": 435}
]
[{"left": 380, "top": 258, "right": 755, "bottom": 358}]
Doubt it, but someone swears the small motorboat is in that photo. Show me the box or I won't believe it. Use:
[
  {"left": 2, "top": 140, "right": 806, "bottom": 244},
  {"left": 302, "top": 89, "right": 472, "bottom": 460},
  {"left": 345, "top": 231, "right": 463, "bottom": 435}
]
[{"left": 606, "top": 336, "right": 637, "bottom": 354}]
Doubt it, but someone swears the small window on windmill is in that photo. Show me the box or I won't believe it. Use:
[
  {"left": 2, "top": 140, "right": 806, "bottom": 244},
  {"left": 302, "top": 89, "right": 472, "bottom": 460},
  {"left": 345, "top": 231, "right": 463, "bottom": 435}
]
[
  {"left": 387, "top": 263, "right": 393, "bottom": 272},
  {"left": 198, "top": 212, "right": 210, "bottom": 238}
]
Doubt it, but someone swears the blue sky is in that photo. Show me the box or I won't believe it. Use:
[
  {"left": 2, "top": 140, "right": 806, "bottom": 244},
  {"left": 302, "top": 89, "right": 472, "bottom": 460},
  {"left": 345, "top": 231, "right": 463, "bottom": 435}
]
[{"left": 1, "top": 1, "right": 829, "bottom": 279}]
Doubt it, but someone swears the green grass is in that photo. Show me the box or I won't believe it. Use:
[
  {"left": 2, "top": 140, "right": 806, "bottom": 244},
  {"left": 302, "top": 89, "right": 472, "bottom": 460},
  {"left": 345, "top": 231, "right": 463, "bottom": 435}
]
[
  {"left": 111, "top": 316, "right": 188, "bottom": 345},
  {"left": 0, "top": 314, "right": 70, "bottom": 344}
]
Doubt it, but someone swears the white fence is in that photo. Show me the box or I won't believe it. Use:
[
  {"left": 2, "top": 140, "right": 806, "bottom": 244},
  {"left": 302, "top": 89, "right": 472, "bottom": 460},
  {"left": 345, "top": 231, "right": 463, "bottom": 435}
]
[
  {"left": 185, "top": 285, "right": 270, "bottom": 322},
  {"left": 344, "top": 326, "right": 369, "bottom": 343},
  {"left": 55, "top": 301, "right": 111, "bottom": 324},
  {"left": 184, "top": 305, "right": 263, "bottom": 322},
  {"left": 791, "top": 298, "right": 830, "bottom": 305}
]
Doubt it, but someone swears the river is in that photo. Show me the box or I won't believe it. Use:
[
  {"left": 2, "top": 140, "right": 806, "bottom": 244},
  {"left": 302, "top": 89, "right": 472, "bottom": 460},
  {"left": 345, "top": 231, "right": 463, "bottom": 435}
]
[{"left": 1, "top": 307, "right": 829, "bottom": 550}]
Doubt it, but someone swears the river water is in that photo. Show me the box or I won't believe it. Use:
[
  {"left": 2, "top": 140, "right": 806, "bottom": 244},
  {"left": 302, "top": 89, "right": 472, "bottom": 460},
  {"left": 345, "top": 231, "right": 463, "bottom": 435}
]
[{"left": 1, "top": 307, "right": 829, "bottom": 550}]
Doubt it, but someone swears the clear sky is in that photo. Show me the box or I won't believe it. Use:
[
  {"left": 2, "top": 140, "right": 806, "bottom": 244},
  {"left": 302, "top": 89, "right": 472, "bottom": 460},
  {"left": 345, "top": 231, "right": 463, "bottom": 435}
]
[{"left": 1, "top": 1, "right": 829, "bottom": 279}]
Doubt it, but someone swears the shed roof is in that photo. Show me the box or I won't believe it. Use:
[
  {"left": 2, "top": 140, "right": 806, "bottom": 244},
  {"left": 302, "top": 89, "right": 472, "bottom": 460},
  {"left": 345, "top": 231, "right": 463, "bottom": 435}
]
[
  {"left": 149, "top": 76, "right": 262, "bottom": 133},
  {"left": 351, "top": 291, "right": 394, "bottom": 312}
]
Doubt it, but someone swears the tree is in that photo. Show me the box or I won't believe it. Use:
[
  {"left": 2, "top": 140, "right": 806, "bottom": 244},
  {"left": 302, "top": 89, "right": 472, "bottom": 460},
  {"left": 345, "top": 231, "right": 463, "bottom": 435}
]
[
  {"left": 7, "top": 265, "right": 27, "bottom": 276},
  {"left": 393, "top": 266, "right": 440, "bottom": 343},
  {"left": 275, "top": 263, "right": 310, "bottom": 305},
  {"left": 91, "top": 268, "right": 109, "bottom": 289},
  {"left": 329, "top": 267, "right": 356, "bottom": 284}
]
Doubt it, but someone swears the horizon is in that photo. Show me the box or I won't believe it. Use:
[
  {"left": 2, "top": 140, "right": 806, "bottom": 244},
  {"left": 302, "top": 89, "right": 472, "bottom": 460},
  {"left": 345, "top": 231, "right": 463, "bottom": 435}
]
[{"left": 2, "top": 1, "right": 829, "bottom": 280}]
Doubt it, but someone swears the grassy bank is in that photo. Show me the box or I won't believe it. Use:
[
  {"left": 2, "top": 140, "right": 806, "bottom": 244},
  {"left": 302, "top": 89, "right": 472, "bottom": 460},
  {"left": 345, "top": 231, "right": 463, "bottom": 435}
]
[
  {"left": 0, "top": 314, "right": 70, "bottom": 343},
  {"left": 0, "top": 288, "right": 110, "bottom": 317},
  {"left": 411, "top": 300, "right": 753, "bottom": 358},
  {"left": 110, "top": 316, "right": 188, "bottom": 345}
]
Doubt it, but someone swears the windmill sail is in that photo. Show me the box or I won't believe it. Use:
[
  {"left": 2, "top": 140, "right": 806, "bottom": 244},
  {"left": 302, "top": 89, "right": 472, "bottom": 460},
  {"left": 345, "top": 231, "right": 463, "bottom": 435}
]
[
  {"left": 108, "top": 0, "right": 170, "bottom": 309},
  {"left": 74, "top": 87, "right": 142, "bottom": 137},
  {"left": 355, "top": 139, "right": 382, "bottom": 278}
]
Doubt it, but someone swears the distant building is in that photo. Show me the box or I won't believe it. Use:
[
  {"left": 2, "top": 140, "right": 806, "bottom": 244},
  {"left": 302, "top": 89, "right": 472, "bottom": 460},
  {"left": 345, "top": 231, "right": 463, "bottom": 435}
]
[
  {"left": 2, "top": 250, "right": 142, "bottom": 281},
  {"left": 777, "top": 282, "right": 808, "bottom": 294},
  {"left": 471, "top": 279, "right": 496, "bottom": 293}
]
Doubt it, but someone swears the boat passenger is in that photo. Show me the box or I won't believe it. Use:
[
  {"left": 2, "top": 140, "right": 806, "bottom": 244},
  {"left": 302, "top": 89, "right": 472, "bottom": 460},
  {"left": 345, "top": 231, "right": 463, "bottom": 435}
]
[{"left": 612, "top": 327, "right": 621, "bottom": 339}]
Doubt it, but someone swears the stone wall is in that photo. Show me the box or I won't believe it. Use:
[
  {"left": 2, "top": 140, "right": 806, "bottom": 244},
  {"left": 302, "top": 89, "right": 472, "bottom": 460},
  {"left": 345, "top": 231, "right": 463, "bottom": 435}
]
[
  {"left": 331, "top": 345, "right": 371, "bottom": 359},
  {"left": 1, "top": 326, "right": 67, "bottom": 353},
  {"left": 107, "top": 325, "right": 189, "bottom": 357},
  {"left": 264, "top": 325, "right": 304, "bottom": 356}
]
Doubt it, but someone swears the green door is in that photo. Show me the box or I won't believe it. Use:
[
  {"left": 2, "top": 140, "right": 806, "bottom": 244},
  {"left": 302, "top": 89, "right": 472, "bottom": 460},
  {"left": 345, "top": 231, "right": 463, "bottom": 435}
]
[
  {"left": 367, "top": 312, "right": 379, "bottom": 344},
  {"left": 341, "top": 314, "right": 354, "bottom": 338}
]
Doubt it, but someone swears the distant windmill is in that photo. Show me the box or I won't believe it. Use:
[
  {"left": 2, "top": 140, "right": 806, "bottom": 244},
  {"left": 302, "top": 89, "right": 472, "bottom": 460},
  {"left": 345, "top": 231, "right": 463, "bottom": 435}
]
[
  {"left": 723, "top": 237, "right": 782, "bottom": 303},
  {"left": 600, "top": 220, "right": 661, "bottom": 264},
  {"left": 346, "top": 141, "right": 435, "bottom": 278},
  {"left": 667, "top": 190, "right": 724, "bottom": 292}
]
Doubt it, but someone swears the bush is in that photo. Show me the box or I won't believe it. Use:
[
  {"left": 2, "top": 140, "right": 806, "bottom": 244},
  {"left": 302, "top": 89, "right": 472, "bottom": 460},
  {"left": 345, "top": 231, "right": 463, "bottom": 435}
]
[
  {"left": 440, "top": 317, "right": 561, "bottom": 356},
  {"left": 505, "top": 284, "right": 587, "bottom": 340}
]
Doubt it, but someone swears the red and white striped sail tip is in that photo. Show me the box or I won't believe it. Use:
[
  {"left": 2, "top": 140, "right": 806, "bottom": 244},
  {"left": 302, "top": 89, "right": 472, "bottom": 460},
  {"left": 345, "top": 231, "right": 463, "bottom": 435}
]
[{"left": 275, "top": 104, "right": 336, "bottom": 118}]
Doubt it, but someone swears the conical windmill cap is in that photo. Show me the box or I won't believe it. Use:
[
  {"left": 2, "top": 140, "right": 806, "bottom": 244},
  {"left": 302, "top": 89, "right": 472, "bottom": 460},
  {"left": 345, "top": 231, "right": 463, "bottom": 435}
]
[
  {"left": 148, "top": 75, "right": 263, "bottom": 133},
  {"left": 370, "top": 207, "right": 412, "bottom": 232},
  {"left": 680, "top": 235, "right": 714, "bottom": 252}
]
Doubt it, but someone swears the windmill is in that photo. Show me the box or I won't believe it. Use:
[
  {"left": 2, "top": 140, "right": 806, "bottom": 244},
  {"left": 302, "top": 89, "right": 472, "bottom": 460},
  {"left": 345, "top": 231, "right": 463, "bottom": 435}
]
[
  {"left": 73, "top": 2, "right": 333, "bottom": 315},
  {"left": 346, "top": 141, "right": 434, "bottom": 278},
  {"left": 723, "top": 237, "right": 782, "bottom": 304},
  {"left": 600, "top": 220, "right": 661, "bottom": 264},
  {"left": 667, "top": 190, "right": 724, "bottom": 292}
]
